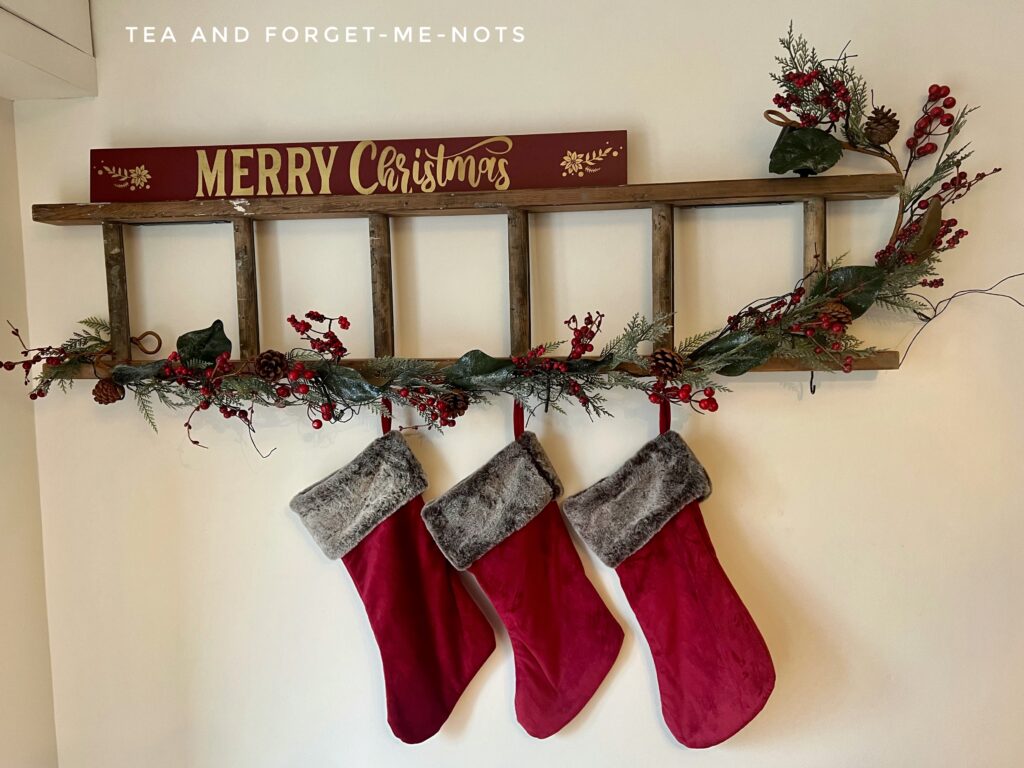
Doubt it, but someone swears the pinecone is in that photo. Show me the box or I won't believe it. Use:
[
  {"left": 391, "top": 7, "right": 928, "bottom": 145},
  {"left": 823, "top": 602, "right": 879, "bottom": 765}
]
[
  {"left": 92, "top": 378, "right": 125, "bottom": 405},
  {"left": 254, "top": 350, "right": 288, "bottom": 382},
  {"left": 864, "top": 106, "right": 900, "bottom": 145},
  {"left": 818, "top": 301, "right": 854, "bottom": 327},
  {"left": 438, "top": 390, "right": 471, "bottom": 418},
  {"left": 649, "top": 348, "right": 686, "bottom": 380}
]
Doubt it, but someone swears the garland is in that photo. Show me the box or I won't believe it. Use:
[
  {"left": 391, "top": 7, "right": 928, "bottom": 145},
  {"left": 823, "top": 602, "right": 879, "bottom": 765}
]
[{"left": 2, "top": 26, "right": 1008, "bottom": 447}]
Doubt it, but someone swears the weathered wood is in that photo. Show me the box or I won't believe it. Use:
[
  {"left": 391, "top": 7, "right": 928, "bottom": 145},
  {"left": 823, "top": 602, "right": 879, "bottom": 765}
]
[
  {"left": 507, "top": 209, "right": 531, "bottom": 355},
  {"left": 101, "top": 222, "right": 131, "bottom": 361},
  {"left": 56, "top": 350, "right": 901, "bottom": 380},
  {"left": 803, "top": 197, "right": 827, "bottom": 274},
  {"left": 651, "top": 204, "right": 674, "bottom": 349},
  {"left": 33, "top": 174, "right": 902, "bottom": 226},
  {"left": 369, "top": 214, "right": 395, "bottom": 357},
  {"left": 232, "top": 219, "right": 260, "bottom": 359}
]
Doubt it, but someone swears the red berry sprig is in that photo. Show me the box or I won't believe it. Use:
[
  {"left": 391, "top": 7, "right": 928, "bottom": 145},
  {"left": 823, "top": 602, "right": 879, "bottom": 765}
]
[
  {"left": 773, "top": 68, "right": 853, "bottom": 132},
  {"left": 647, "top": 381, "right": 719, "bottom": 413},
  {"left": 726, "top": 286, "right": 807, "bottom": 332},
  {"left": 287, "top": 311, "right": 351, "bottom": 360},
  {"left": 564, "top": 311, "right": 604, "bottom": 359},
  {"left": 393, "top": 386, "right": 462, "bottom": 427},
  {"left": 3, "top": 321, "right": 74, "bottom": 399},
  {"left": 913, "top": 168, "right": 1000, "bottom": 225},
  {"left": 905, "top": 84, "right": 954, "bottom": 159}
]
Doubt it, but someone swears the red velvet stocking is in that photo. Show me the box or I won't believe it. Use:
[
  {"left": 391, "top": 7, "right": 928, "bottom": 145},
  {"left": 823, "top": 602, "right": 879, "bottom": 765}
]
[
  {"left": 342, "top": 495, "right": 496, "bottom": 743},
  {"left": 422, "top": 431, "right": 623, "bottom": 738},
  {"left": 291, "top": 432, "right": 496, "bottom": 743},
  {"left": 469, "top": 501, "right": 624, "bottom": 738},
  {"left": 616, "top": 500, "right": 774, "bottom": 748},
  {"left": 563, "top": 430, "right": 775, "bottom": 747}
]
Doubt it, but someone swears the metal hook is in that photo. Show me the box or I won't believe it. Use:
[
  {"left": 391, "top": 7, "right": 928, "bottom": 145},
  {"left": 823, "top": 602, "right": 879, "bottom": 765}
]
[
  {"left": 130, "top": 331, "right": 163, "bottom": 356},
  {"left": 808, "top": 370, "right": 817, "bottom": 395}
]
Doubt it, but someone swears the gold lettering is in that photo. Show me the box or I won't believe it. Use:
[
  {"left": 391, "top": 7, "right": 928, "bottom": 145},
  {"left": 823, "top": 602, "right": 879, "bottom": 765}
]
[
  {"left": 195, "top": 149, "right": 227, "bottom": 197},
  {"left": 257, "top": 148, "right": 283, "bottom": 196},
  {"left": 231, "top": 148, "right": 255, "bottom": 196},
  {"left": 444, "top": 154, "right": 471, "bottom": 184},
  {"left": 286, "top": 147, "right": 313, "bottom": 194},
  {"left": 350, "top": 141, "right": 379, "bottom": 195},
  {"left": 311, "top": 146, "right": 338, "bottom": 194},
  {"left": 377, "top": 146, "right": 400, "bottom": 192},
  {"left": 494, "top": 158, "right": 511, "bottom": 190}
]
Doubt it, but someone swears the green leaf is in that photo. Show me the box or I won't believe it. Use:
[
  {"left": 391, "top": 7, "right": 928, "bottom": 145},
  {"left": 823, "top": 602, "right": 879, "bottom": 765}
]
[
  {"left": 566, "top": 353, "right": 615, "bottom": 375},
  {"left": 316, "top": 364, "right": 381, "bottom": 404},
  {"left": 810, "top": 265, "right": 885, "bottom": 318},
  {"left": 111, "top": 360, "right": 168, "bottom": 385},
  {"left": 444, "top": 350, "right": 515, "bottom": 390},
  {"left": 691, "top": 332, "right": 779, "bottom": 377},
  {"left": 176, "top": 320, "right": 232, "bottom": 367},
  {"left": 769, "top": 127, "right": 843, "bottom": 176}
]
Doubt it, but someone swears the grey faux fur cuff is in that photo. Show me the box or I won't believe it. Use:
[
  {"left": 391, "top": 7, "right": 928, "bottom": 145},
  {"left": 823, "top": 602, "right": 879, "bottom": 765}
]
[
  {"left": 562, "top": 431, "right": 712, "bottom": 568},
  {"left": 290, "top": 431, "right": 427, "bottom": 559},
  {"left": 421, "top": 431, "right": 562, "bottom": 570}
]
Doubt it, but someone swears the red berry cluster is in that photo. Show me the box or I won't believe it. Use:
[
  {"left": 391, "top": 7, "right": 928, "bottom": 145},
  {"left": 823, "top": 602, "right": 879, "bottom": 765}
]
[
  {"left": 875, "top": 214, "right": 970, "bottom": 269},
  {"left": 648, "top": 381, "right": 719, "bottom": 413},
  {"left": 787, "top": 314, "right": 856, "bottom": 372},
  {"left": 773, "top": 69, "right": 852, "bottom": 129},
  {"left": 564, "top": 312, "right": 604, "bottom": 359},
  {"left": 512, "top": 344, "right": 591, "bottom": 408},
  {"left": 2, "top": 323, "right": 71, "bottom": 398},
  {"left": 727, "top": 286, "right": 806, "bottom": 332},
  {"left": 395, "top": 386, "right": 460, "bottom": 427},
  {"left": 287, "top": 311, "right": 351, "bottom": 360},
  {"left": 310, "top": 401, "right": 337, "bottom": 431},
  {"left": 920, "top": 278, "right": 945, "bottom": 289},
  {"left": 906, "top": 84, "right": 956, "bottom": 158},
  {"left": 512, "top": 343, "right": 550, "bottom": 369},
  {"left": 274, "top": 359, "right": 337, "bottom": 429},
  {"left": 163, "top": 349, "right": 234, "bottom": 383},
  {"left": 282, "top": 360, "right": 316, "bottom": 395},
  {"left": 875, "top": 219, "right": 923, "bottom": 267},
  {"left": 161, "top": 350, "right": 256, "bottom": 430},
  {"left": 933, "top": 217, "right": 968, "bottom": 251}
]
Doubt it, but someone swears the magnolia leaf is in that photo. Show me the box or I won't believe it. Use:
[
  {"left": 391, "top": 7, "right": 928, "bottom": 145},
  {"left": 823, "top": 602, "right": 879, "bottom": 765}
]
[
  {"left": 176, "top": 320, "right": 232, "bottom": 366},
  {"left": 316, "top": 365, "right": 380, "bottom": 404},
  {"left": 691, "top": 332, "right": 779, "bottom": 377},
  {"left": 810, "top": 265, "right": 885, "bottom": 318},
  {"left": 769, "top": 127, "right": 844, "bottom": 176},
  {"left": 444, "top": 350, "right": 515, "bottom": 390},
  {"left": 907, "top": 198, "right": 943, "bottom": 258},
  {"left": 566, "top": 353, "right": 615, "bottom": 375}
]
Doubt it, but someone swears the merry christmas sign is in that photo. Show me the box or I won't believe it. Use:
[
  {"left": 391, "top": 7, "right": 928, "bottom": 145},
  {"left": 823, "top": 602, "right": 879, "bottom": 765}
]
[{"left": 90, "top": 130, "right": 627, "bottom": 202}]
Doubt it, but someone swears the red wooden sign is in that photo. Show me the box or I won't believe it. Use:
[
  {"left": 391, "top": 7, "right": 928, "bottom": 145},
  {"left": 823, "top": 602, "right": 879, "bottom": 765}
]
[{"left": 90, "top": 131, "right": 627, "bottom": 203}]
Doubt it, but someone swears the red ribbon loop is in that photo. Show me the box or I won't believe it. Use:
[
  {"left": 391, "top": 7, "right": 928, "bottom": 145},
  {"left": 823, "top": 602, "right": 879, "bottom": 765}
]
[
  {"left": 513, "top": 400, "right": 525, "bottom": 439},
  {"left": 381, "top": 397, "right": 392, "bottom": 435},
  {"left": 659, "top": 399, "right": 671, "bottom": 435}
]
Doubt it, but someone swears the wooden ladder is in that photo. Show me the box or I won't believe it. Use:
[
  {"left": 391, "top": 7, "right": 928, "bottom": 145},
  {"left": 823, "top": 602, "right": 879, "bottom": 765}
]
[{"left": 33, "top": 173, "right": 903, "bottom": 374}]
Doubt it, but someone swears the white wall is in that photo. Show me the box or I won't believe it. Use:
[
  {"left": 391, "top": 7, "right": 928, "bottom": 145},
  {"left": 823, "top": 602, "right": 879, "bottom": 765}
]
[
  {"left": 14, "top": 1, "right": 1024, "bottom": 766},
  {"left": 0, "top": 97, "right": 58, "bottom": 768}
]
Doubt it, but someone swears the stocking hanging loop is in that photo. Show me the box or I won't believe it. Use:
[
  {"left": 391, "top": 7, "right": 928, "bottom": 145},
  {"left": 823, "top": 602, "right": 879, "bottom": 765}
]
[
  {"left": 513, "top": 399, "right": 525, "bottom": 439},
  {"left": 659, "top": 399, "right": 671, "bottom": 435},
  {"left": 381, "top": 397, "right": 392, "bottom": 435}
]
